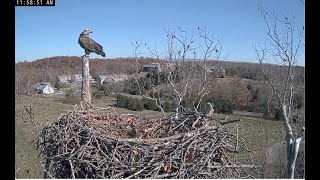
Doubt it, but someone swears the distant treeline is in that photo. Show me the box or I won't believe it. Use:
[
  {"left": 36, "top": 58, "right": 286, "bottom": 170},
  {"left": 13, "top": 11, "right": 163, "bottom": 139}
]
[{"left": 15, "top": 55, "right": 304, "bottom": 94}]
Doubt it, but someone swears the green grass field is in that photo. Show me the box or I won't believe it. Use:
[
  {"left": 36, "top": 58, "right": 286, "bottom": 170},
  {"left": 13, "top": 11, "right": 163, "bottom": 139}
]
[{"left": 15, "top": 95, "right": 297, "bottom": 178}]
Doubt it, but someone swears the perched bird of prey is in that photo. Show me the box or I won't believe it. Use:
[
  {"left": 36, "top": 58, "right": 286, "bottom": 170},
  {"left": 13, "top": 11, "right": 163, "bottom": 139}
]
[
  {"left": 205, "top": 102, "right": 221, "bottom": 127},
  {"left": 78, "top": 29, "right": 106, "bottom": 57},
  {"left": 205, "top": 102, "right": 214, "bottom": 118}
]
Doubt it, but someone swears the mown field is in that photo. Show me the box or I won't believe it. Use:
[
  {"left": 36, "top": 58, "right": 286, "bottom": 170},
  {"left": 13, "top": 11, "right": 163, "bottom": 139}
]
[{"left": 15, "top": 94, "right": 302, "bottom": 178}]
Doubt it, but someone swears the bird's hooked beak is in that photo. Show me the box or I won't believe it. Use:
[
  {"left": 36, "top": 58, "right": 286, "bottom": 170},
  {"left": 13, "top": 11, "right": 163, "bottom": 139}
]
[{"left": 84, "top": 29, "right": 92, "bottom": 34}]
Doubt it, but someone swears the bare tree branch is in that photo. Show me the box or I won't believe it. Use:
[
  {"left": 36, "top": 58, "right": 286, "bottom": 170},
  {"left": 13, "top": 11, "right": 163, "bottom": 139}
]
[{"left": 255, "top": 3, "right": 304, "bottom": 178}]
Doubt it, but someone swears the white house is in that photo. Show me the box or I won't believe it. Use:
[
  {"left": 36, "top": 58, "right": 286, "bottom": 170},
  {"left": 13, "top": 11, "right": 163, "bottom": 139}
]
[
  {"left": 57, "top": 75, "right": 70, "bottom": 84},
  {"left": 142, "top": 63, "right": 162, "bottom": 73},
  {"left": 57, "top": 74, "right": 96, "bottom": 84},
  {"left": 200, "top": 65, "right": 226, "bottom": 78},
  {"left": 94, "top": 75, "right": 107, "bottom": 85},
  {"left": 34, "top": 82, "right": 55, "bottom": 94},
  {"left": 104, "top": 74, "right": 129, "bottom": 83}
]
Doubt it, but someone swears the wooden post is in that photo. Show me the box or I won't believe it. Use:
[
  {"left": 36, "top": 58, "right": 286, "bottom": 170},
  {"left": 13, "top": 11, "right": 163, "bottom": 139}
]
[{"left": 81, "top": 55, "right": 92, "bottom": 106}]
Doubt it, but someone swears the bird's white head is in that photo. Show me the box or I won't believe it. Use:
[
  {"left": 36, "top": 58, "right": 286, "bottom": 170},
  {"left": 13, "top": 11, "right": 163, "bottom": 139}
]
[
  {"left": 207, "top": 102, "right": 214, "bottom": 108},
  {"left": 82, "top": 29, "right": 92, "bottom": 35}
]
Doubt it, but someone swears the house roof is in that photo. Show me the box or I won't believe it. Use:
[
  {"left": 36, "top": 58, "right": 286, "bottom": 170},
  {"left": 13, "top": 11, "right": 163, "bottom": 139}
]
[
  {"left": 96, "top": 74, "right": 129, "bottom": 83},
  {"left": 96, "top": 75, "right": 107, "bottom": 79},
  {"left": 57, "top": 75, "right": 70, "bottom": 79},
  {"left": 57, "top": 74, "right": 94, "bottom": 83},
  {"left": 143, "top": 63, "right": 160, "bottom": 68},
  {"left": 73, "top": 74, "right": 93, "bottom": 78},
  {"left": 34, "top": 82, "right": 54, "bottom": 90},
  {"left": 200, "top": 65, "right": 225, "bottom": 72},
  {"left": 97, "top": 74, "right": 128, "bottom": 78}
]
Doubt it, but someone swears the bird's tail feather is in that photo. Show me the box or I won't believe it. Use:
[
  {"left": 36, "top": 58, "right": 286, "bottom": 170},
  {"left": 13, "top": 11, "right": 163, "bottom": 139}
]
[{"left": 98, "top": 51, "right": 106, "bottom": 57}]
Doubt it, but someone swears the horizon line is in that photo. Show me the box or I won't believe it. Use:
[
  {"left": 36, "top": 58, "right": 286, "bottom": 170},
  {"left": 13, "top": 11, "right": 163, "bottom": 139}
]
[{"left": 15, "top": 55, "right": 305, "bottom": 67}]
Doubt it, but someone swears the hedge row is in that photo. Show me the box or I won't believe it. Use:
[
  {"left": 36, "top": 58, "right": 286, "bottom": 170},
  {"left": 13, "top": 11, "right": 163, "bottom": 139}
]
[
  {"left": 116, "top": 95, "right": 174, "bottom": 112},
  {"left": 117, "top": 94, "right": 233, "bottom": 114},
  {"left": 181, "top": 98, "right": 233, "bottom": 114}
]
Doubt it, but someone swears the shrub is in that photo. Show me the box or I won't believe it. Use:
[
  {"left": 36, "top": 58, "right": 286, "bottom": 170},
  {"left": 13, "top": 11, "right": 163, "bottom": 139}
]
[
  {"left": 117, "top": 95, "right": 128, "bottom": 108},
  {"left": 116, "top": 95, "right": 144, "bottom": 111},
  {"left": 147, "top": 72, "right": 168, "bottom": 86},
  {"left": 293, "top": 93, "right": 304, "bottom": 109},
  {"left": 143, "top": 98, "right": 158, "bottom": 111},
  {"left": 123, "top": 78, "right": 147, "bottom": 95},
  {"left": 92, "top": 89, "right": 104, "bottom": 99},
  {"left": 126, "top": 98, "right": 134, "bottom": 110},
  {"left": 54, "top": 81, "right": 62, "bottom": 90},
  {"left": 198, "top": 101, "right": 208, "bottom": 113},
  {"left": 212, "top": 99, "right": 233, "bottom": 114},
  {"left": 251, "top": 88, "right": 260, "bottom": 101},
  {"left": 163, "top": 101, "right": 173, "bottom": 112},
  {"left": 134, "top": 100, "right": 144, "bottom": 111},
  {"left": 274, "top": 108, "right": 284, "bottom": 121},
  {"left": 218, "top": 103, "right": 233, "bottom": 114},
  {"left": 181, "top": 99, "right": 193, "bottom": 110},
  {"left": 127, "top": 97, "right": 144, "bottom": 111},
  {"left": 144, "top": 79, "right": 152, "bottom": 91},
  {"left": 94, "top": 84, "right": 104, "bottom": 91},
  {"left": 65, "top": 88, "right": 79, "bottom": 98},
  {"left": 92, "top": 86, "right": 104, "bottom": 99},
  {"left": 102, "top": 83, "right": 125, "bottom": 96},
  {"left": 149, "top": 90, "right": 163, "bottom": 98}
]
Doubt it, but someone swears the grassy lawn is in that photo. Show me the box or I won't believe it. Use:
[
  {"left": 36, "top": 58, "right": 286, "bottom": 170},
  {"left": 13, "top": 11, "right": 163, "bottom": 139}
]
[
  {"left": 15, "top": 95, "right": 291, "bottom": 178},
  {"left": 15, "top": 95, "right": 74, "bottom": 178}
]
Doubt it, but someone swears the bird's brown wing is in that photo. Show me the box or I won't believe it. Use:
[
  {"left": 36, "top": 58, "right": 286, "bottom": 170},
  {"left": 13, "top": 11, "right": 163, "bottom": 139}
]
[{"left": 79, "top": 35, "right": 105, "bottom": 57}]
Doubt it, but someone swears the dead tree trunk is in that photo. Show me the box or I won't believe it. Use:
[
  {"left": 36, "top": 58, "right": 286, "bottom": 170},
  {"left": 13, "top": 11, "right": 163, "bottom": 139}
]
[
  {"left": 282, "top": 104, "right": 303, "bottom": 179},
  {"left": 255, "top": 3, "right": 305, "bottom": 178},
  {"left": 81, "top": 55, "right": 92, "bottom": 109}
]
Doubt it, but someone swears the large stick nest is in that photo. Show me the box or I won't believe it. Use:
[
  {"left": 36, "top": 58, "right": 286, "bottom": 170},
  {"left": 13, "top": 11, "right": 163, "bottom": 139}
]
[{"left": 36, "top": 107, "right": 257, "bottom": 178}]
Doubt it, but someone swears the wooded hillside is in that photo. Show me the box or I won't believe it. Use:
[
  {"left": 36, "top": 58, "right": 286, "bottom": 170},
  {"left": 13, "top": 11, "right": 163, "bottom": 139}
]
[{"left": 15, "top": 56, "right": 304, "bottom": 117}]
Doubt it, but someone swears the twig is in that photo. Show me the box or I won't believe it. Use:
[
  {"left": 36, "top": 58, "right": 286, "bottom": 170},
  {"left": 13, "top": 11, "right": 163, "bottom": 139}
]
[
  {"left": 69, "top": 160, "right": 75, "bottom": 179},
  {"left": 36, "top": 107, "right": 256, "bottom": 178}
]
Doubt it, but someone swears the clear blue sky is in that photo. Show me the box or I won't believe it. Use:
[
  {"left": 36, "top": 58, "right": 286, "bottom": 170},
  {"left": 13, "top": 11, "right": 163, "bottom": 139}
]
[{"left": 15, "top": 0, "right": 305, "bottom": 65}]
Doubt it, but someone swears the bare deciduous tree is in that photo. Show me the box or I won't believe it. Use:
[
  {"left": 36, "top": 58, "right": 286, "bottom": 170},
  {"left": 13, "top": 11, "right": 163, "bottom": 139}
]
[
  {"left": 15, "top": 96, "right": 40, "bottom": 133},
  {"left": 164, "top": 27, "right": 227, "bottom": 118},
  {"left": 163, "top": 27, "right": 197, "bottom": 119},
  {"left": 132, "top": 27, "right": 227, "bottom": 119},
  {"left": 131, "top": 40, "right": 145, "bottom": 74},
  {"left": 254, "top": 3, "right": 305, "bottom": 178},
  {"left": 131, "top": 40, "right": 167, "bottom": 115}
]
